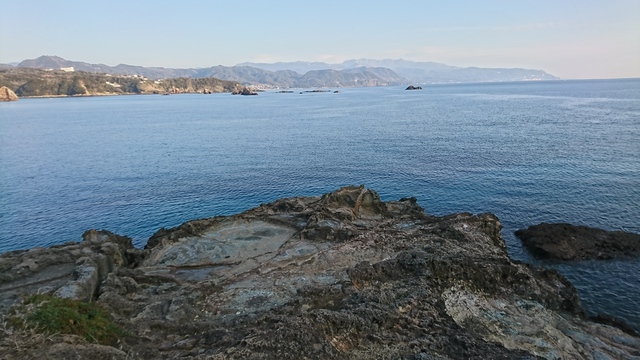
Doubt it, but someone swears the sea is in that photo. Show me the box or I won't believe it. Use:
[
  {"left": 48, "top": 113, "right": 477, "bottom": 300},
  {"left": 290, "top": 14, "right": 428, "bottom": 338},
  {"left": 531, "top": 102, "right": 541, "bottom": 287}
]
[{"left": 1, "top": 79, "right": 639, "bottom": 331}]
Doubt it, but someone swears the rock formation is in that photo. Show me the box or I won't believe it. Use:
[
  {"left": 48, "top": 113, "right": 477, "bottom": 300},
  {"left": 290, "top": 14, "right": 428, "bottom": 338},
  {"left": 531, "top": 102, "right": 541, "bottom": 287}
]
[
  {"left": 1, "top": 187, "right": 638, "bottom": 359},
  {"left": 0, "top": 86, "right": 19, "bottom": 101},
  {"left": 515, "top": 223, "right": 640, "bottom": 260},
  {"left": 0, "top": 230, "right": 136, "bottom": 311},
  {"left": 232, "top": 87, "right": 258, "bottom": 95},
  {"left": 405, "top": 85, "right": 422, "bottom": 90}
]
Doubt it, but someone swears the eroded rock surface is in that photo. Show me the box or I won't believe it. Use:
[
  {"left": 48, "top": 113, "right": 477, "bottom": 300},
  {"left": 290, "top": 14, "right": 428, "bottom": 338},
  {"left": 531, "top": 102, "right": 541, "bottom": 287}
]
[
  {"left": 1, "top": 186, "right": 639, "bottom": 359},
  {"left": 0, "top": 86, "right": 18, "bottom": 101},
  {"left": 0, "top": 229, "right": 135, "bottom": 310},
  {"left": 515, "top": 222, "right": 640, "bottom": 260}
]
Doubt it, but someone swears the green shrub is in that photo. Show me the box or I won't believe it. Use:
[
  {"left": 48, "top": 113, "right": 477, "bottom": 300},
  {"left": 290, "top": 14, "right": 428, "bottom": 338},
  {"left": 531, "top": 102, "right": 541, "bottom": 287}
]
[{"left": 9, "top": 294, "right": 126, "bottom": 345}]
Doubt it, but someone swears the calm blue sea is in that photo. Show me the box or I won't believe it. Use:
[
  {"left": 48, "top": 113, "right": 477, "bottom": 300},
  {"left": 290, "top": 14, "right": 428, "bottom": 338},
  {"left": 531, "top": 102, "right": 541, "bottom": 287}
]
[{"left": 1, "top": 79, "right": 639, "bottom": 330}]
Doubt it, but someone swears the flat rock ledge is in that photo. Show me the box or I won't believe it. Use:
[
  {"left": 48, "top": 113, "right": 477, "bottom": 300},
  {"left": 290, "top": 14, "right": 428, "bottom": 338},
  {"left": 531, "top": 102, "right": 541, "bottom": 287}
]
[
  {"left": 515, "top": 222, "right": 640, "bottom": 261},
  {"left": 1, "top": 186, "right": 639, "bottom": 359}
]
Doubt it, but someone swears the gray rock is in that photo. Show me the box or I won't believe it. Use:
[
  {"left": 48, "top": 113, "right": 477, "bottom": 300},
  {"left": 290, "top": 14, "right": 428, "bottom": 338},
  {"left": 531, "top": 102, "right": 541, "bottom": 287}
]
[
  {"left": 1, "top": 186, "right": 639, "bottom": 359},
  {"left": 0, "top": 230, "right": 134, "bottom": 310},
  {"left": 515, "top": 223, "right": 640, "bottom": 260}
]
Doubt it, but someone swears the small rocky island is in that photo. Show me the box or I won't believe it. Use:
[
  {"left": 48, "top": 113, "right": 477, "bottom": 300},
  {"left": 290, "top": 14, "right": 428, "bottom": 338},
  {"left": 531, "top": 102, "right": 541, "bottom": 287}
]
[
  {"left": 231, "top": 87, "right": 258, "bottom": 96},
  {"left": 1, "top": 186, "right": 638, "bottom": 359},
  {"left": 515, "top": 223, "right": 640, "bottom": 261}
]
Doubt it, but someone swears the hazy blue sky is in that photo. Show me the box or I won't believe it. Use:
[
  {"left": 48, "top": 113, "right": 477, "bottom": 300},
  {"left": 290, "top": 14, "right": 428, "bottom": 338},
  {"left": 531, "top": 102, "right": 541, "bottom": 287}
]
[{"left": 1, "top": 0, "right": 638, "bottom": 79}]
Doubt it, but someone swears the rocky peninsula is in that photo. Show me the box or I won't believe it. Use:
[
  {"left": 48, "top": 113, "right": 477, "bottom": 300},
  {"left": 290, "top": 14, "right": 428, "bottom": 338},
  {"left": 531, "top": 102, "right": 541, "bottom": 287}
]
[{"left": 1, "top": 186, "right": 638, "bottom": 359}]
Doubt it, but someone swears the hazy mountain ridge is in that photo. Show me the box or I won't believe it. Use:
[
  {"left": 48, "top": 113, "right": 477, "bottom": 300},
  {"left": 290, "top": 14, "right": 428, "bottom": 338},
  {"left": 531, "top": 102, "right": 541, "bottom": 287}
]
[
  {"left": 297, "top": 67, "right": 406, "bottom": 88},
  {"left": 15, "top": 55, "right": 558, "bottom": 88},
  {"left": 240, "top": 58, "right": 460, "bottom": 73},
  {"left": 18, "top": 56, "right": 199, "bottom": 79},
  {"left": 16, "top": 56, "right": 407, "bottom": 88},
  {"left": 241, "top": 58, "right": 559, "bottom": 83}
]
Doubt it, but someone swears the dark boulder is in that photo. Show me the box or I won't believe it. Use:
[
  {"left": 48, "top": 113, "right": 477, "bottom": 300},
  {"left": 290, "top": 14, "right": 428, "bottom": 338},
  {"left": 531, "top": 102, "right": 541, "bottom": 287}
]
[
  {"left": 232, "top": 87, "right": 258, "bottom": 95},
  {"left": 405, "top": 85, "right": 422, "bottom": 90},
  {"left": 515, "top": 222, "right": 640, "bottom": 260}
]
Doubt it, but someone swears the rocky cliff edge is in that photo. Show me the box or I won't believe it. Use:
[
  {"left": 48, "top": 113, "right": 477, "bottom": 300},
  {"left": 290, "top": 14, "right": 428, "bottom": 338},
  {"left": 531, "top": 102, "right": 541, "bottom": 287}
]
[{"left": 1, "top": 186, "right": 638, "bottom": 359}]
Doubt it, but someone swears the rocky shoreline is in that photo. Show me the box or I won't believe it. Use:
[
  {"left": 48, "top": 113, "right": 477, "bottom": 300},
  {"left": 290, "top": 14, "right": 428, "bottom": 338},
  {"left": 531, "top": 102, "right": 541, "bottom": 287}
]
[
  {"left": 1, "top": 186, "right": 638, "bottom": 359},
  {"left": 0, "top": 68, "right": 242, "bottom": 98}
]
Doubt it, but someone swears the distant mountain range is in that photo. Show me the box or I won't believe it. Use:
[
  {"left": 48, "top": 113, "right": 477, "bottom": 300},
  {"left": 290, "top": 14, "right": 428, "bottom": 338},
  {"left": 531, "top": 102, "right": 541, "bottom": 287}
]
[
  {"left": 239, "top": 59, "right": 559, "bottom": 84},
  {"left": 2, "top": 55, "right": 559, "bottom": 88},
  {"left": 6, "top": 56, "right": 405, "bottom": 88}
]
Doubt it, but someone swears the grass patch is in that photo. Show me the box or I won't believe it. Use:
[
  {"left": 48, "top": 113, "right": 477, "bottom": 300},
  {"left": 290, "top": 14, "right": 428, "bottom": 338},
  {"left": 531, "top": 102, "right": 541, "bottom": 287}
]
[{"left": 9, "top": 294, "right": 126, "bottom": 345}]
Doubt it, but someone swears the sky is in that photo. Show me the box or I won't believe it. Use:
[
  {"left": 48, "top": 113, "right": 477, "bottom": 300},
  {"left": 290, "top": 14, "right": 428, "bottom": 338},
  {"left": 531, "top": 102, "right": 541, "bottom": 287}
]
[{"left": 1, "top": 0, "right": 638, "bottom": 79}]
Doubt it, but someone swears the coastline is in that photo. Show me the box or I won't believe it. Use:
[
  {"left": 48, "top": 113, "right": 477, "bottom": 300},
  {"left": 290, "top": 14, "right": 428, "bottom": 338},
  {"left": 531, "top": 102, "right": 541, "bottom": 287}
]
[
  {"left": 11, "top": 91, "right": 237, "bottom": 99},
  {"left": 1, "top": 186, "right": 638, "bottom": 359}
]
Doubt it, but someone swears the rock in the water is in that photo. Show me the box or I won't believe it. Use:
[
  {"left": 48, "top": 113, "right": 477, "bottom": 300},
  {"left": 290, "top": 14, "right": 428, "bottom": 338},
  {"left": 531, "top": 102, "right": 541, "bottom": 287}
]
[
  {"left": 1, "top": 187, "right": 639, "bottom": 359},
  {"left": 0, "top": 86, "right": 19, "bottom": 101},
  {"left": 405, "top": 85, "right": 422, "bottom": 90},
  {"left": 515, "top": 222, "right": 640, "bottom": 260},
  {"left": 231, "top": 87, "right": 258, "bottom": 95}
]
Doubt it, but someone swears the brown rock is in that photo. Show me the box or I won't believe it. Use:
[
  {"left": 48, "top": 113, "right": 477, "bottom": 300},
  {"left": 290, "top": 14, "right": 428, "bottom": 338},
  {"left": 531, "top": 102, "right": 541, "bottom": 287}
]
[
  {"left": 241, "top": 87, "right": 257, "bottom": 95},
  {"left": 0, "top": 86, "right": 19, "bottom": 101},
  {"left": 231, "top": 87, "right": 258, "bottom": 95}
]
